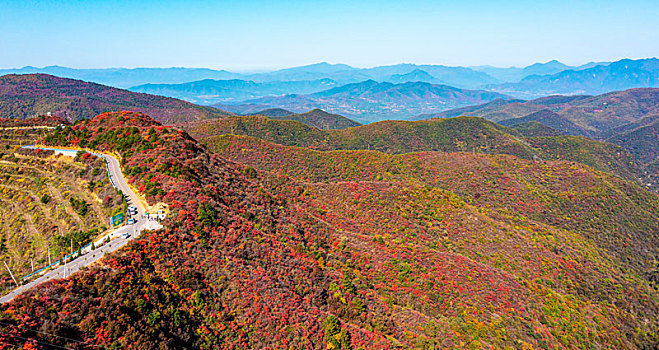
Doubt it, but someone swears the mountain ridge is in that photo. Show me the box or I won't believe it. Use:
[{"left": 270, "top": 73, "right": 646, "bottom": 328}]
[
  {"left": 0, "top": 73, "right": 232, "bottom": 124},
  {"left": 498, "top": 109, "right": 590, "bottom": 137},
  {"left": 185, "top": 114, "right": 641, "bottom": 183},
  {"left": 268, "top": 108, "right": 361, "bottom": 130}
]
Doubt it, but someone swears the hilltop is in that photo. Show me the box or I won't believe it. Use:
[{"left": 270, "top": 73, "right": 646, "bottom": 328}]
[
  {"left": 498, "top": 109, "right": 590, "bottom": 137},
  {"left": 1, "top": 111, "right": 657, "bottom": 349},
  {"left": 507, "top": 121, "right": 565, "bottom": 137},
  {"left": 247, "top": 108, "right": 294, "bottom": 117},
  {"left": 0, "top": 74, "right": 232, "bottom": 124},
  {"left": 268, "top": 109, "right": 361, "bottom": 130},
  {"left": 388, "top": 69, "right": 442, "bottom": 84},
  {"left": 185, "top": 109, "right": 360, "bottom": 134},
  {"left": 0, "top": 114, "right": 69, "bottom": 127},
  {"left": 185, "top": 115, "right": 534, "bottom": 156}
]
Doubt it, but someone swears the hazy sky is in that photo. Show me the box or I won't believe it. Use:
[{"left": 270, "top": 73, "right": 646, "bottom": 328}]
[{"left": 1, "top": 0, "right": 658, "bottom": 70}]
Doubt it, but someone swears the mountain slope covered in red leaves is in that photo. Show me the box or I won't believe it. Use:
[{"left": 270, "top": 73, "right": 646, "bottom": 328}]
[{"left": 0, "top": 111, "right": 656, "bottom": 349}]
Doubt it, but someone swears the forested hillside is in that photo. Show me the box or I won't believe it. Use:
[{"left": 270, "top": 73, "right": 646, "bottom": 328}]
[
  {"left": 187, "top": 115, "right": 642, "bottom": 185},
  {"left": 0, "top": 112, "right": 656, "bottom": 349}
]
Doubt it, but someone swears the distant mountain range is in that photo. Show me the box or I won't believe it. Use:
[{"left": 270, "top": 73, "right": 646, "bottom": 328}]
[
  {"left": 0, "top": 74, "right": 231, "bottom": 124},
  {"left": 131, "top": 78, "right": 339, "bottom": 104},
  {"left": 471, "top": 60, "right": 608, "bottom": 83},
  {"left": 489, "top": 58, "right": 659, "bottom": 98},
  {"left": 0, "top": 62, "right": 501, "bottom": 89},
  {"left": 4, "top": 58, "right": 659, "bottom": 113},
  {"left": 215, "top": 80, "right": 509, "bottom": 122},
  {"left": 0, "top": 66, "right": 240, "bottom": 88},
  {"left": 417, "top": 87, "right": 659, "bottom": 136},
  {"left": 128, "top": 58, "right": 657, "bottom": 117}
]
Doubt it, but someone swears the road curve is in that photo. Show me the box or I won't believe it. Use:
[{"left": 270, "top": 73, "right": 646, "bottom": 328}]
[{"left": 0, "top": 147, "right": 159, "bottom": 303}]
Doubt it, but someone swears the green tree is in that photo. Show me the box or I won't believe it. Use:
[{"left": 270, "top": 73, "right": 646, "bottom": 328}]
[
  {"left": 197, "top": 203, "right": 218, "bottom": 228},
  {"left": 40, "top": 193, "right": 51, "bottom": 204}
]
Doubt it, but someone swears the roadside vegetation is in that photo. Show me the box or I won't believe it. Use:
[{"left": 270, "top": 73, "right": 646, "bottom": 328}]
[{"left": 0, "top": 122, "right": 124, "bottom": 294}]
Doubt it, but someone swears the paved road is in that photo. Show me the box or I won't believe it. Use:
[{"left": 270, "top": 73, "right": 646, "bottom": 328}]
[
  {"left": 0, "top": 126, "right": 57, "bottom": 130},
  {"left": 0, "top": 147, "right": 160, "bottom": 303}
]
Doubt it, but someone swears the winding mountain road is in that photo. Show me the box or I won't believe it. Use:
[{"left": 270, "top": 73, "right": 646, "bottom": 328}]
[{"left": 0, "top": 147, "right": 160, "bottom": 303}]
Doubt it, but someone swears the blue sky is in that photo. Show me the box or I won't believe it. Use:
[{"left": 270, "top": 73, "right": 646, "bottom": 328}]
[{"left": 1, "top": 0, "right": 657, "bottom": 70}]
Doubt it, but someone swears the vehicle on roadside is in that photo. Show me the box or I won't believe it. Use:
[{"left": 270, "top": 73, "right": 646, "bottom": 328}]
[
  {"left": 121, "top": 232, "right": 130, "bottom": 239},
  {"left": 127, "top": 218, "right": 136, "bottom": 225}
]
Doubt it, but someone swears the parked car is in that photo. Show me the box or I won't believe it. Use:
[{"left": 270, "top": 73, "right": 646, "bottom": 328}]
[
  {"left": 121, "top": 232, "right": 130, "bottom": 239},
  {"left": 127, "top": 218, "right": 136, "bottom": 225}
]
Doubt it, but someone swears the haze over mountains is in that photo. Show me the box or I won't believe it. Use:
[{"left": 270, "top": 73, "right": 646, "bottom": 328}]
[
  {"left": 489, "top": 58, "right": 659, "bottom": 98},
  {"left": 3, "top": 58, "right": 659, "bottom": 123},
  {"left": 471, "top": 60, "right": 609, "bottom": 83},
  {"left": 0, "top": 61, "right": 500, "bottom": 89},
  {"left": 0, "top": 58, "right": 650, "bottom": 93},
  {"left": 217, "top": 80, "right": 509, "bottom": 122},
  {"left": 131, "top": 78, "right": 339, "bottom": 105}
]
